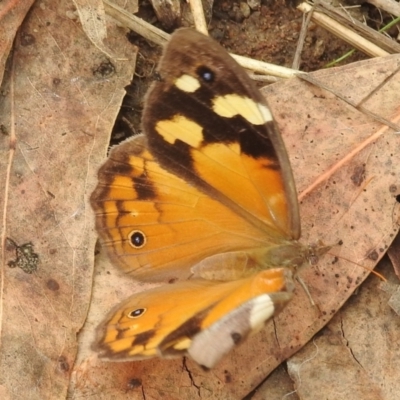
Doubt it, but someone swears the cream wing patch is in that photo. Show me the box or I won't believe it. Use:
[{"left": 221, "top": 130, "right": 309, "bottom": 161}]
[
  {"left": 248, "top": 294, "right": 275, "bottom": 332},
  {"left": 212, "top": 94, "right": 273, "bottom": 124},
  {"left": 171, "top": 337, "right": 192, "bottom": 351},
  {"left": 174, "top": 74, "right": 201, "bottom": 92},
  {"left": 155, "top": 115, "right": 204, "bottom": 147}
]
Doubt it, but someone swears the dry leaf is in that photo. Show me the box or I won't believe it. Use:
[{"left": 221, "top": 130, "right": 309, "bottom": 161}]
[
  {"left": 287, "top": 257, "right": 400, "bottom": 400},
  {"left": 0, "top": 0, "right": 36, "bottom": 86},
  {"left": 71, "top": 0, "right": 138, "bottom": 58},
  {"left": 0, "top": 1, "right": 136, "bottom": 399}
]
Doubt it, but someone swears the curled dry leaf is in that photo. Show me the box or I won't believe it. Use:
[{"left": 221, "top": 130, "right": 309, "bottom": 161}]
[{"left": 0, "top": 1, "right": 136, "bottom": 399}]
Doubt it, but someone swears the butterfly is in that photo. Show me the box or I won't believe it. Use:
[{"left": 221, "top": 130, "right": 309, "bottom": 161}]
[{"left": 90, "top": 28, "right": 313, "bottom": 369}]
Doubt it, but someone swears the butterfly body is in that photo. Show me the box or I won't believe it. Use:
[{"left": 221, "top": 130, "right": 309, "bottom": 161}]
[{"left": 91, "top": 29, "right": 309, "bottom": 367}]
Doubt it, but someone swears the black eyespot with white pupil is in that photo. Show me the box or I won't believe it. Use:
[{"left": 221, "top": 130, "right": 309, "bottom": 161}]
[
  {"left": 128, "top": 230, "right": 146, "bottom": 248},
  {"left": 128, "top": 308, "right": 146, "bottom": 318},
  {"left": 197, "top": 66, "right": 214, "bottom": 83}
]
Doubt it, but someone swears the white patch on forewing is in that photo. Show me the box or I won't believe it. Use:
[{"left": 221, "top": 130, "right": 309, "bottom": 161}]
[{"left": 174, "top": 74, "right": 201, "bottom": 92}]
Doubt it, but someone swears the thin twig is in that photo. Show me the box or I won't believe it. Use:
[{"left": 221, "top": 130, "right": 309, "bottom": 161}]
[
  {"left": 247, "top": 73, "right": 279, "bottom": 83},
  {"left": 231, "top": 54, "right": 298, "bottom": 78},
  {"left": 189, "top": 0, "right": 208, "bottom": 35},
  {"left": 312, "top": 1, "right": 400, "bottom": 54},
  {"left": 104, "top": 0, "right": 169, "bottom": 46},
  {"left": 293, "top": 7, "right": 315, "bottom": 70},
  {"left": 297, "top": 2, "right": 390, "bottom": 57}
]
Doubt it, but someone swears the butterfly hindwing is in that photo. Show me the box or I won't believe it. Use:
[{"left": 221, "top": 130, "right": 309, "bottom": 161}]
[{"left": 93, "top": 268, "right": 294, "bottom": 368}]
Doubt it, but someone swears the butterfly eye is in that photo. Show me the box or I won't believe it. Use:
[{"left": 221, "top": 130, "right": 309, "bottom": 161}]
[
  {"left": 196, "top": 66, "right": 214, "bottom": 83},
  {"left": 128, "top": 308, "right": 146, "bottom": 318},
  {"left": 128, "top": 230, "right": 146, "bottom": 248}
]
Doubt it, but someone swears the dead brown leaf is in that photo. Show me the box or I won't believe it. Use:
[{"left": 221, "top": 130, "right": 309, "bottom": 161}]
[
  {"left": 286, "top": 257, "right": 400, "bottom": 400},
  {"left": 0, "top": 1, "right": 135, "bottom": 399},
  {"left": 0, "top": 0, "right": 36, "bottom": 86}
]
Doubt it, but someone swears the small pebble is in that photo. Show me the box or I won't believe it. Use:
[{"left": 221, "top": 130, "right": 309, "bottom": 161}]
[
  {"left": 247, "top": 0, "right": 261, "bottom": 10},
  {"left": 240, "top": 2, "right": 251, "bottom": 19}
]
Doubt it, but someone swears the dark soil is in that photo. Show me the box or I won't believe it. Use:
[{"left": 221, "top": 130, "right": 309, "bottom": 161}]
[{"left": 111, "top": 0, "right": 388, "bottom": 145}]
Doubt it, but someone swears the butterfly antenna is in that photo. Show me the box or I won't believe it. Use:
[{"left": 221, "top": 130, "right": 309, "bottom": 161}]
[{"left": 328, "top": 251, "right": 387, "bottom": 282}]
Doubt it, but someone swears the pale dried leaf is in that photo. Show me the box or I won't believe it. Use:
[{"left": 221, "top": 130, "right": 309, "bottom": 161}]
[
  {"left": 0, "top": 0, "right": 36, "bottom": 86},
  {"left": 72, "top": 0, "right": 138, "bottom": 58},
  {"left": 252, "top": 365, "right": 299, "bottom": 400},
  {"left": 0, "top": 1, "right": 136, "bottom": 399},
  {"left": 287, "top": 257, "right": 400, "bottom": 400}
]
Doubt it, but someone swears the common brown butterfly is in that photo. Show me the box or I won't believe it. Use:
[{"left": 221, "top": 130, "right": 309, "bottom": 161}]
[{"left": 90, "top": 29, "right": 313, "bottom": 368}]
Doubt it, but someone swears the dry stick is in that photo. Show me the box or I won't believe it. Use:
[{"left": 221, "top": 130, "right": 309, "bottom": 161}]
[
  {"left": 230, "top": 54, "right": 297, "bottom": 79},
  {"left": 367, "top": 0, "right": 400, "bottom": 18},
  {"left": 292, "top": 7, "right": 315, "bottom": 70},
  {"left": 313, "top": 1, "right": 400, "bottom": 54},
  {"left": 103, "top": 0, "right": 169, "bottom": 46},
  {"left": 103, "top": 0, "right": 298, "bottom": 79},
  {"left": 297, "top": 2, "right": 389, "bottom": 57},
  {"left": 247, "top": 73, "right": 279, "bottom": 83},
  {"left": 189, "top": 0, "right": 208, "bottom": 35}
]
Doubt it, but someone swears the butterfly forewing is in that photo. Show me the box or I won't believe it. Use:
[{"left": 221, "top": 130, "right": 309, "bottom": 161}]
[
  {"left": 91, "top": 135, "right": 296, "bottom": 280},
  {"left": 143, "top": 29, "right": 300, "bottom": 241},
  {"left": 91, "top": 30, "right": 303, "bottom": 280}
]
